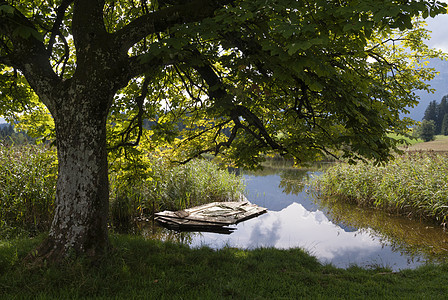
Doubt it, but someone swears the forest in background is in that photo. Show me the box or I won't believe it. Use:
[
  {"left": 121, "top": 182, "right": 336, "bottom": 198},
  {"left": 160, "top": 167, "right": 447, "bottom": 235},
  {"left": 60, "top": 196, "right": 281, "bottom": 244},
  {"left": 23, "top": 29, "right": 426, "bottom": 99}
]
[{"left": 0, "top": 123, "right": 34, "bottom": 145}]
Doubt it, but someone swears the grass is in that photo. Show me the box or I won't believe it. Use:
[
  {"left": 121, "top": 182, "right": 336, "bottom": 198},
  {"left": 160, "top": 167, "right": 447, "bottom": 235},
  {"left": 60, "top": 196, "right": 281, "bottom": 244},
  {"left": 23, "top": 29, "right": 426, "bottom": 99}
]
[
  {"left": 313, "top": 152, "right": 448, "bottom": 225},
  {"left": 389, "top": 133, "right": 448, "bottom": 151},
  {"left": 404, "top": 135, "right": 448, "bottom": 152},
  {"left": 1, "top": 234, "right": 448, "bottom": 299}
]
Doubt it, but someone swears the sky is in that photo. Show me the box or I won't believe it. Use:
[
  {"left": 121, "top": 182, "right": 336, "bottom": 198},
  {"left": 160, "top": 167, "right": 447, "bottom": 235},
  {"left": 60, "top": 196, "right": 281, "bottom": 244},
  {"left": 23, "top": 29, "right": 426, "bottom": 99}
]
[
  {"left": 425, "top": 12, "right": 448, "bottom": 52},
  {"left": 1, "top": 7, "right": 448, "bottom": 124}
]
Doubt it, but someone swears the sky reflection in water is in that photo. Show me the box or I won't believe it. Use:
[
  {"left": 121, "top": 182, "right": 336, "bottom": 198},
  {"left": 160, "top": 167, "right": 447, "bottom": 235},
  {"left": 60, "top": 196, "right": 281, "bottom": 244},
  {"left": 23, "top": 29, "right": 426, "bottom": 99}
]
[{"left": 185, "top": 171, "right": 432, "bottom": 271}]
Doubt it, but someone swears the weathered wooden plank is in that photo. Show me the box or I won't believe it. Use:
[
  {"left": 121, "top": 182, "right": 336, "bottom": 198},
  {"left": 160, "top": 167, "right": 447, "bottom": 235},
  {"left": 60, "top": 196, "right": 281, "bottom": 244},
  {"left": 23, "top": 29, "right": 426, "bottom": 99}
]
[
  {"left": 155, "top": 216, "right": 236, "bottom": 234},
  {"left": 155, "top": 201, "right": 267, "bottom": 225},
  {"left": 154, "top": 201, "right": 267, "bottom": 231}
]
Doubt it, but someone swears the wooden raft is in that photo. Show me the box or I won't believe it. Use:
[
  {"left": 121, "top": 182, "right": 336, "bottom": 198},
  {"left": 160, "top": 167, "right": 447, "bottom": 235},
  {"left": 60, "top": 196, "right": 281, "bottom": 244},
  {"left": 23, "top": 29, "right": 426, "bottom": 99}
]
[{"left": 155, "top": 201, "right": 267, "bottom": 234}]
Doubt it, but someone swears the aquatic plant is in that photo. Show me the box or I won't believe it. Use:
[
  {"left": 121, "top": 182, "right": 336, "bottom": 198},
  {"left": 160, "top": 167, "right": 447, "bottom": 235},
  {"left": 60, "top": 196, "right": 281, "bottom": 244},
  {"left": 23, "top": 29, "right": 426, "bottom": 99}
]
[{"left": 313, "top": 152, "right": 448, "bottom": 225}]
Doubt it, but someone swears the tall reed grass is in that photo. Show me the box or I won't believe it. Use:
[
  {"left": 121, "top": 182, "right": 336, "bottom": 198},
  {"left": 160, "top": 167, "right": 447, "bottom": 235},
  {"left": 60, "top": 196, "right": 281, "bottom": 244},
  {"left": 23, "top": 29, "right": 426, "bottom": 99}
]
[
  {"left": 108, "top": 155, "right": 245, "bottom": 231},
  {"left": 0, "top": 144, "right": 246, "bottom": 236},
  {"left": 313, "top": 152, "right": 448, "bottom": 225},
  {"left": 0, "top": 144, "right": 57, "bottom": 238}
]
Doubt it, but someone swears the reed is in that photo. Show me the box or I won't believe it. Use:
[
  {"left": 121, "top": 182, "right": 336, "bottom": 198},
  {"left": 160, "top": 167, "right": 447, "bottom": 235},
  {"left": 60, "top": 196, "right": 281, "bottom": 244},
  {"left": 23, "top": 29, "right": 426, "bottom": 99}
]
[
  {"left": 109, "top": 156, "right": 246, "bottom": 230},
  {"left": 0, "top": 144, "right": 57, "bottom": 238},
  {"left": 313, "top": 152, "right": 448, "bottom": 224},
  {"left": 0, "top": 144, "right": 246, "bottom": 236}
]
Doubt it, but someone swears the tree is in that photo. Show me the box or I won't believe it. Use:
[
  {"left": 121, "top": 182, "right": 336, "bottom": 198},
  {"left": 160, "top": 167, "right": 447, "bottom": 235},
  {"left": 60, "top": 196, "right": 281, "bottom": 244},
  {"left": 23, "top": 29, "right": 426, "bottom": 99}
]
[
  {"left": 422, "top": 95, "right": 448, "bottom": 135},
  {"left": 441, "top": 113, "right": 448, "bottom": 136},
  {"left": 437, "top": 95, "right": 448, "bottom": 134},
  {"left": 423, "top": 100, "right": 438, "bottom": 124},
  {"left": 0, "top": 0, "right": 445, "bottom": 263},
  {"left": 416, "top": 119, "right": 436, "bottom": 142}
]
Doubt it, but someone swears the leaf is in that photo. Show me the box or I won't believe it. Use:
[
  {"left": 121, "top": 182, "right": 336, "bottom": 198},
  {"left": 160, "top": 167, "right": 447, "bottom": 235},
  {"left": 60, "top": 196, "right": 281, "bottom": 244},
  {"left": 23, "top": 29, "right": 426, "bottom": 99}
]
[
  {"left": 0, "top": 4, "right": 15, "bottom": 15},
  {"left": 12, "top": 25, "right": 43, "bottom": 42},
  {"left": 287, "top": 41, "right": 311, "bottom": 55}
]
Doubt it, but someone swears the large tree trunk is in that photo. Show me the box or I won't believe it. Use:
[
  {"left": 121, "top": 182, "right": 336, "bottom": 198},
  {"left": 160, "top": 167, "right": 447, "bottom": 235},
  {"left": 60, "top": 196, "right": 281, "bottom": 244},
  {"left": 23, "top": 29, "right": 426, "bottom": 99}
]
[{"left": 30, "top": 90, "right": 111, "bottom": 263}]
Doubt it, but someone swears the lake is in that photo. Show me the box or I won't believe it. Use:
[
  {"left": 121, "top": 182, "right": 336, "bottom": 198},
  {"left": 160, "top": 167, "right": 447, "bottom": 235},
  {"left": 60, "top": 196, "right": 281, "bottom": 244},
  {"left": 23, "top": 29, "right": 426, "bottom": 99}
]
[{"left": 144, "top": 164, "right": 448, "bottom": 271}]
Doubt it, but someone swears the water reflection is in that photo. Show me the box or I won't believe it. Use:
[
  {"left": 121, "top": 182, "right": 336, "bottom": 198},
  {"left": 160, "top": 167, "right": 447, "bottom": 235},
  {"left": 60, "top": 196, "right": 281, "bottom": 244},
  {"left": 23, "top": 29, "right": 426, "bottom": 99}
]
[
  {"left": 186, "top": 202, "right": 426, "bottom": 270},
  {"left": 242, "top": 166, "right": 319, "bottom": 212},
  {"left": 318, "top": 196, "right": 448, "bottom": 260},
  {"left": 142, "top": 166, "right": 448, "bottom": 271}
]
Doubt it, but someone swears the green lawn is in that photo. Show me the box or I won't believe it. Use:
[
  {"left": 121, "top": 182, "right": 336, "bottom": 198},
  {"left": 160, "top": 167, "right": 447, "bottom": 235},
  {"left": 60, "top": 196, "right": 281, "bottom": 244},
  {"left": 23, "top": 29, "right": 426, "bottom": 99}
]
[
  {"left": 404, "top": 135, "right": 448, "bottom": 152},
  {"left": 1, "top": 234, "right": 448, "bottom": 299}
]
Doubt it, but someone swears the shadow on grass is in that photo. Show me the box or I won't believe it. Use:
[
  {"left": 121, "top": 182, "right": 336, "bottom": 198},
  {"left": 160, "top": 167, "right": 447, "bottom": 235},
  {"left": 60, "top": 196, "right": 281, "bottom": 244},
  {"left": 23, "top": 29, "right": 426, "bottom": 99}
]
[{"left": 1, "top": 234, "right": 448, "bottom": 299}]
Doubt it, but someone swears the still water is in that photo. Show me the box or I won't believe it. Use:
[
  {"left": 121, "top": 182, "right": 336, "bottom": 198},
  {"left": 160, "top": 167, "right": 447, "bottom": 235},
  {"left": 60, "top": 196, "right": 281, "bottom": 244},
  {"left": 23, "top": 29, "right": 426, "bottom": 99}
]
[{"left": 147, "top": 165, "right": 448, "bottom": 271}]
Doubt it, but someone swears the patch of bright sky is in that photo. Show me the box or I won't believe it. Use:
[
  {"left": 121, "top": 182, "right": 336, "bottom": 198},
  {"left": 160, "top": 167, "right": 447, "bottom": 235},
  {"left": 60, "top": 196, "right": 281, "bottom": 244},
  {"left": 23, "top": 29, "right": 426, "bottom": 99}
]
[{"left": 425, "top": 1, "right": 448, "bottom": 52}]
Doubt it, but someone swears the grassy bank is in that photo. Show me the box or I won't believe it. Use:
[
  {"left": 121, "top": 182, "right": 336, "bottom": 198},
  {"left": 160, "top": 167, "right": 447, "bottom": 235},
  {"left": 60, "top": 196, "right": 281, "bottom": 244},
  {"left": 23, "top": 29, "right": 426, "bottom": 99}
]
[
  {"left": 1, "top": 234, "right": 448, "bottom": 299},
  {"left": 313, "top": 152, "right": 448, "bottom": 225}
]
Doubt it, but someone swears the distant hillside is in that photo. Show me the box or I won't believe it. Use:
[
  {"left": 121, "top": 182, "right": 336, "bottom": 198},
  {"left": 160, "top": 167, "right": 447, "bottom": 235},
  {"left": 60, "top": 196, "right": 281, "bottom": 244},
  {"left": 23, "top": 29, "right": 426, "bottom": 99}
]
[{"left": 410, "top": 59, "right": 448, "bottom": 121}]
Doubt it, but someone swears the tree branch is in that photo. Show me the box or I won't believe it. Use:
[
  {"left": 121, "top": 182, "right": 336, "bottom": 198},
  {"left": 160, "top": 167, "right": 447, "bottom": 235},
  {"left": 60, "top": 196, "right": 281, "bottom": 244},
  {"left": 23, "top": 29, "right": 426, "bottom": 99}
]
[
  {"left": 46, "top": 0, "right": 74, "bottom": 55},
  {"left": 0, "top": 2, "right": 60, "bottom": 110},
  {"left": 113, "top": 0, "right": 234, "bottom": 52},
  {"left": 109, "top": 77, "right": 151, "bottom": 150},
  {"left": 72, "top": 0, "right": 107, "bottom": 57},
  {"left": 174, "top": 121, "right": 240, "bottom": 164},
  {"left": 190, "top": 48, "right": 288, "bottom": 154}
]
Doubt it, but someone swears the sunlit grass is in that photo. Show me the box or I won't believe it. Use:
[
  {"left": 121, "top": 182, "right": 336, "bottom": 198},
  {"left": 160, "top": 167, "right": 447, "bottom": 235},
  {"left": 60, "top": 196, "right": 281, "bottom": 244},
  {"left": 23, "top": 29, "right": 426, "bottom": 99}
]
[{"left": 387, "top": 133, "right": 422, "bottom": 146}]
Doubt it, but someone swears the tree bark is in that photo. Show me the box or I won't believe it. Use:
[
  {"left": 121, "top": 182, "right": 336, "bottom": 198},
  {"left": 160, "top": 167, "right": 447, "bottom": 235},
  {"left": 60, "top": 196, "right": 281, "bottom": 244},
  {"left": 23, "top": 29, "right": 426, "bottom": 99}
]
[{"left": 28, "top": 87, "right": 111, "bottom": 263}]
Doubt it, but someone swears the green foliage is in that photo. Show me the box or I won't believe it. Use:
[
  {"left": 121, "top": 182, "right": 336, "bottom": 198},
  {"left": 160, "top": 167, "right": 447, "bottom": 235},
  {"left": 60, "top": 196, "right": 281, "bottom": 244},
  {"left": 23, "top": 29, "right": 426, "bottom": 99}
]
[
  {"left": 1, "top": 0, "right": 447, "bottom": 168},
  {"left": 415, "top": 119, "right": 436, "bottom": 142},
  {"left": 314, "top": 153, "right": 448, "bottom": 224},
  {"left": 423, "top": 95, "right": 448, "bottom": 135},
  {"left": 1, "top": 0, "right": 448, "bottom": 258},
  {"left": 0, "top": 144, "right": 57, "bottom": 238}
]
